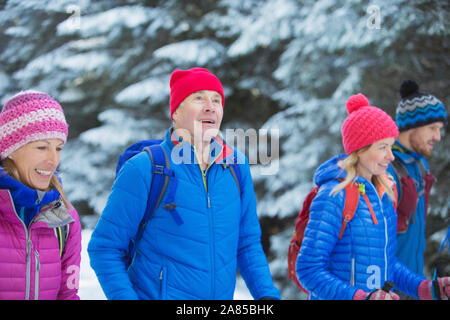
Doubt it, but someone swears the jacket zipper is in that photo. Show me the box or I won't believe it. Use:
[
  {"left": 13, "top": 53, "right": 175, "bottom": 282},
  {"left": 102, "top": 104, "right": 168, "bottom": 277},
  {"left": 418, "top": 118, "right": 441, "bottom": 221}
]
[
  {"left": 159, "top": 268, "right": 165, "bottom": 299},
  {"left": 26, "top": 239, "right": 32, "bottom": 300},
  {"left": 366, "top": 183, "right": 388, "bottom": 282},
  {"left": 6, "top": 191, "right": 40, "bottom": 300},
  {"left": 193, "top": 145, "right": 221, "bottom": 299},
  {"left": 350, "top": 258, "right": 355, "bottom": 286},
  {"left": 35, "top": 250, "right": 40, "bottom": 300}
]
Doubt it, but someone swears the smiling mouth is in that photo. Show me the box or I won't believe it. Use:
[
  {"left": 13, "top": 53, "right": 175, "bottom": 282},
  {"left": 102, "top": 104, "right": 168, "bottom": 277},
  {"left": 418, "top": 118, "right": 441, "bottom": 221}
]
[
  {"left": 200, "top": 120, "right": 215, "bottom": 124},
  {"left": 35, "top": 169, "right": 53, "bottom": 176}
]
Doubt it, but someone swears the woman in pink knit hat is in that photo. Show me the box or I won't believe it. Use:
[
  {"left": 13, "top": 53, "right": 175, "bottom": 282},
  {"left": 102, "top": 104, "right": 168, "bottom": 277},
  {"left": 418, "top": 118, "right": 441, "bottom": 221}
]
[
  {"left": 0, "top": 91, "right": 81, "bottom": 299},
  {"left": 295, "top": 94, "right": 450, "bottom": 300}
]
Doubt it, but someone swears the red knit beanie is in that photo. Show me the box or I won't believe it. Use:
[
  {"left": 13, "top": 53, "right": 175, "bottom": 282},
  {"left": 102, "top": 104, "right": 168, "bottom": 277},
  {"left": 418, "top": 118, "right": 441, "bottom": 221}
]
[
  {"left": 169, "top": 67, "right": 225, "bottom": 119},
  {"left": 342, "top": 94, "right": 399, "bottom": 155}
]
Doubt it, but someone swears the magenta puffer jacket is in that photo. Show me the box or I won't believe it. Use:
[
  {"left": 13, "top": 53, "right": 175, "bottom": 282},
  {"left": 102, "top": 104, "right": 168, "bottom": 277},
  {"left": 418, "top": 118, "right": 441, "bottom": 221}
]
[{"left": 0, "top": 188, "right": 81, "bottom": 300}]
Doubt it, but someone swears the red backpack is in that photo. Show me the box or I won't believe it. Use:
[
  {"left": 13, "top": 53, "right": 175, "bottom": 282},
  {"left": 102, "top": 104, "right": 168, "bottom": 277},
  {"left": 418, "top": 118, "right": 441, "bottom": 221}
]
[{"left": 287, "top": 179, "right": 397, "bottom": 293}]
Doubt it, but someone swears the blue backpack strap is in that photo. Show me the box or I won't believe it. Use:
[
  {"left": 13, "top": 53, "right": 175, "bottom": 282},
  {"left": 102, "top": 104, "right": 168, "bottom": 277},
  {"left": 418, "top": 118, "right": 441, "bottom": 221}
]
[
  {"left": 138, "top": 145, "right": 172, "bottom": 235},
  {"left": 440, "top": 226, "right": 450, "bottom": 253},
  {"left": 126, "top": 144, "right": 175, "bottom": 267},
  {"left": 162, "top": 175, "right": 182, "bottom": 226}
]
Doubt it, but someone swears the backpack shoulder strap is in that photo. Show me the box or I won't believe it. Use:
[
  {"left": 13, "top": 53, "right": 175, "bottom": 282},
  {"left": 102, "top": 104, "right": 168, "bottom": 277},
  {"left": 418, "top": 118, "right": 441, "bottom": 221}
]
[
  {"left": 221, "top": 152, "right": 243, "bottom": 196},
  {"left": 416, "top": 157, "right": 429, "bottom": 178},
  {"left": 125, "top": 144, "right": 172, "bottom": 267},
  {"left": 338, "top": 182, "right": 360, "bottom": 239},
  {"left": 391, "top": 157, "right": 410, "bottom": 176},
  {"left": 136, "top": 144, "right": 171, "bottom": 241},
  {"left": 390, "top": 157, "right": 409, "bottom": 202},
  {"left": 228, "top": 163, "right": 242, "bottom": 196}
]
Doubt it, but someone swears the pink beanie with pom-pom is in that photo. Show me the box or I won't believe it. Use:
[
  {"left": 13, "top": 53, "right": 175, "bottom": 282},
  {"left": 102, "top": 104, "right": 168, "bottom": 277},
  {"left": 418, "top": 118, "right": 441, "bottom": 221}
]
[{"left": 342, "top": 93, "right": 398, "bottom": 155}]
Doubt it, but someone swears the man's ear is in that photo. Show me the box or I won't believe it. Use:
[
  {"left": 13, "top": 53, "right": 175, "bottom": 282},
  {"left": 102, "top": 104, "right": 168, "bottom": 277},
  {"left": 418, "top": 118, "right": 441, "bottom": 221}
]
[
  {"left": 172, "top": 102, "right": 183, "bottom": 123},
  {"left": 172, "top": 110, "right": 178, "bottom": 124}
]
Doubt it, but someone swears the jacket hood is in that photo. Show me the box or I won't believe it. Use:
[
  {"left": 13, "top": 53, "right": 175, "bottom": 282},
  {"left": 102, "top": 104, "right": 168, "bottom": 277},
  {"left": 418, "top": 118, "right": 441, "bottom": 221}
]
[{"left": 313, "top": 154, "right": 348, "bottom": 187}]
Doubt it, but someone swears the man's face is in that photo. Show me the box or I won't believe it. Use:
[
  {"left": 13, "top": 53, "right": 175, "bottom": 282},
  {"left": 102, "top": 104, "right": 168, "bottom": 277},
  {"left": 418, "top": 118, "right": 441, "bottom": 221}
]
[
  {"left": 172, "top": 90, "right": 223, "bottom": 145},
  {"left": 409, "top": 121, "right": 444, "bottom": 157}
]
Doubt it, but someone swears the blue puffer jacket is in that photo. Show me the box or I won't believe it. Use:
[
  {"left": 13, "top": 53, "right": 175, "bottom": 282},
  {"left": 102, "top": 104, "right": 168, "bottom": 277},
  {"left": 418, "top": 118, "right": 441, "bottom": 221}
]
[
  {"left": 387, "top": 141, "right": 429, "bottom": 276},
  {"left": 88, "top": 129, "right": 280, "bottom": 300},
  {"left": 296, "top": 155, "right": 425, "bottom": 300}
]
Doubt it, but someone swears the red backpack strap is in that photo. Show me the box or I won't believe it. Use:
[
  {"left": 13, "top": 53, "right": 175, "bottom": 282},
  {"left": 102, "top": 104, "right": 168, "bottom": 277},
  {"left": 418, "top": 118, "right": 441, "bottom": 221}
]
[{"left": 338, "top": 182, "right": 360, "bottom": 239}]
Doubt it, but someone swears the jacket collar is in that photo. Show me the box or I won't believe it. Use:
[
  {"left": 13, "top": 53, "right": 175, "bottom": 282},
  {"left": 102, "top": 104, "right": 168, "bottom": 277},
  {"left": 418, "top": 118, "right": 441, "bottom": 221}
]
[
  {"left": 393, "top": 140, "right": 425, "bottom": 162},
  {"left": 0, "top": 166, "right": 60, "bottom": 208},
  {"left": 165, "top": 127, "right": 235, "bottom": 166}
]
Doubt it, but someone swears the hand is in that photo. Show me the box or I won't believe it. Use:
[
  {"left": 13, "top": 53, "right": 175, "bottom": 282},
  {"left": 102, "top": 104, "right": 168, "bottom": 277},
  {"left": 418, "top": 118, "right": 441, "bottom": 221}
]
[
  {"left": 353, "top": 289, "right": 400, "bottom": 300},
  {"left": 366, "top": 289, "right": 400, "bottom": 300},
  {"left": 418, "top": 277, "right": 450, "bottom": 300}
]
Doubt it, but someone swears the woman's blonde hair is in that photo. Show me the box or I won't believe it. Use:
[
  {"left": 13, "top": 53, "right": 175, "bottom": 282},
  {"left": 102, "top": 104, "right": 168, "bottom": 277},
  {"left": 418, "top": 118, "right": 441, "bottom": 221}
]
[
  {"left": 1, "top": 158, "right": 71, "bottom": 209},
  {"left": 330, "top": 146, "right": 395, "bottom": 201}
]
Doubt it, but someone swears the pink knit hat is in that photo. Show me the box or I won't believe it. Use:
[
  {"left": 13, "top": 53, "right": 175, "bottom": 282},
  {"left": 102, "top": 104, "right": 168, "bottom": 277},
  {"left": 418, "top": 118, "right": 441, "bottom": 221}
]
[
  {"left": 342, "top": 94, "right": 398, "bottom": 155},
  {"left": 170, "top": 67, "right": 225, "bottom": 119},
  {"left": 0, "top": 91, "right": 68, "bottom": 160}
]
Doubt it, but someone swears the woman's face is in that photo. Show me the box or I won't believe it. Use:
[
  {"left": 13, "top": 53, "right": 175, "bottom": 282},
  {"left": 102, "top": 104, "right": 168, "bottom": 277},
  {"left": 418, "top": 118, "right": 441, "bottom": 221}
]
[
  {"left": 356, "top": 137, "right": 395, "bottom": 182},
  {"left": 9, "top": 139, "right": 64, "bottom": 191}
]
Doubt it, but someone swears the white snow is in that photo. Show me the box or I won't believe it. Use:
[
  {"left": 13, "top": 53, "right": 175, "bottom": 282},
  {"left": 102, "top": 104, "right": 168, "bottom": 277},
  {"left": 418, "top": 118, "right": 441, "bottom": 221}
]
[
  {"left": 79, "top": 229, "right": 106, "bottom": 300},
  {"left": 115, "top": 76, "right": 170, "bottom": 107},
  {"left": 57, "top": 6, "right": 153, "bottom": 37},
  {"left": 153, "top": 39, "right": 226, "bottom": 66}
]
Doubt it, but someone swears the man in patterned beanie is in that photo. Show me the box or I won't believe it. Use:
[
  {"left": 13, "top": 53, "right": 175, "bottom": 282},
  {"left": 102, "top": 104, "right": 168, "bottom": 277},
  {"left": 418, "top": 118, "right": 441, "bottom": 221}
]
[{"left": 387, "top": 80, "right": 447, "bottom": 298}]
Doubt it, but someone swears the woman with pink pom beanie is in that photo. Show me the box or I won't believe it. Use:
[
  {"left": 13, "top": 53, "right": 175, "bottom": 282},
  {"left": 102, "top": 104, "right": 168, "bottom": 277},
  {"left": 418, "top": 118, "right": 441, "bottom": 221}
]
[
  {"left": 0, "top": 91, "right": 81, "bottom": 299},
  {"left": 295, "top": 93, "right": 450, "bottom": 300}
]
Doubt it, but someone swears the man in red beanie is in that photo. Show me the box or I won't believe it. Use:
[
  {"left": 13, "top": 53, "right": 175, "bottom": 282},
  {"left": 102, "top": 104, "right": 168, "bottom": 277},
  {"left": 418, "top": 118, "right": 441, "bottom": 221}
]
[
  {"left": 89, "top": 67, "right": 281, "bottom": 300},
  {"left": 170, "top": 67, "right": 226, "bottom": 169},
  {"left": 387, "top": 80, "right": 448, "bottom": 299}
]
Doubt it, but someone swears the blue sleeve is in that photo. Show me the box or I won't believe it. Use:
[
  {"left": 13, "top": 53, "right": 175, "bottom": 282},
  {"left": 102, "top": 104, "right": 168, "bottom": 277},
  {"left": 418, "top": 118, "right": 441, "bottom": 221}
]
[
  {"left": 296, "top": 186, "right": 358, "bottom": 300},
  {"left": 87, "top": 152, "right": 151, "bottom": 300},
  {"left": 236, "top": 156, "right": 281, "bottom": 300},
  {"left": 391, "top": 257, "right": 425, "bottom": 298}
]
